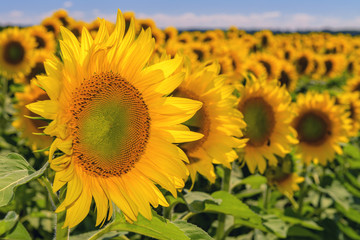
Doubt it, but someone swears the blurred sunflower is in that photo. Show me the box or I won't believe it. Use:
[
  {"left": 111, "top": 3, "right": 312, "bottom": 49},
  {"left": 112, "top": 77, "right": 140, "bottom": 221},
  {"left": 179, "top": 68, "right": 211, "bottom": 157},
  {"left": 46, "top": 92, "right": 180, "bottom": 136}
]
[
  {"left": 277, "top": 60, "right": 298, "bottom": 92},
  {"left": 41, "top": 17, "right": 62, "bottom": 36},
  {"left": 27, "top": 10, "right": 203, "bottom": 228},
  {"left": 323, "top": 54, "right": 346, "bottom": 79},
  {"left": 344, "top": 76, "right": 360, "bottom": 93},
  {"left": 237, "top": 79, "right": 298, "bottom": 173},
  {"left": 337, "top": 92, "right": 360, "bottom": 137},
  {"left": 241, "top": 59, "right": 268, "bottom": 82},
  {"left": 310, "top": 55, "right": 326, "bottom": 80},
  {"left": 252, "top": 53, "right": 281, "bottom": 81},
  {"left": 52, "top": 9, "right": 71, "bottom": 27},
  {"left": 265, "top": 155, "right": 304, "bottom": 198},
  {"left": 292, "top": 92, "right": 351, "bottom": 165},
  {"left": 68, "top": 20, "right": 88, "bottom": 39},
  {"left": 295, "top": 51, "right": 314, "bottom": 76},
  {"left": 164, "top": 26, "right": 178, "bottom": 42},
  {"left": 0, "top": 27, "right": 36, "bottom": 79},
  {"left": 254, "top": 30, "right": 274, "bottom": 49},
  {"left": 27, "top": 25, "right": 56, "bottom": 55},
  {"left": 13, "top": 81, "right": 52, "bottom": 150},
  {"left": 175, "top": 60, "right": 246, "bottom": 183},
  {"left": 14, "top": 52, "right": 47, "bottom": 84}
]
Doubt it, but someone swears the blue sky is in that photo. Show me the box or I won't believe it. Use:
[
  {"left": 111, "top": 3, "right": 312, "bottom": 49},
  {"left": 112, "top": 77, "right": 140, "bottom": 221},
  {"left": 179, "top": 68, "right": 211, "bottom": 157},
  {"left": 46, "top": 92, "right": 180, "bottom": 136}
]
[{"left": 1, "top": 0, "right": 360, "bottom": 30}]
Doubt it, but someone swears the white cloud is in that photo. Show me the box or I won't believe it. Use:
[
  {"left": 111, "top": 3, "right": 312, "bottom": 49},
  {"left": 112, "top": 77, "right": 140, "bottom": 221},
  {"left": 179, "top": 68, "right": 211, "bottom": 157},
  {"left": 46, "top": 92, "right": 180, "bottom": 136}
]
[
  {"left": 64, "top": 1, "right": 73, "bottom": 8},
  {"left": 0, "top": 10, "right": 360, "bottom": 31}
]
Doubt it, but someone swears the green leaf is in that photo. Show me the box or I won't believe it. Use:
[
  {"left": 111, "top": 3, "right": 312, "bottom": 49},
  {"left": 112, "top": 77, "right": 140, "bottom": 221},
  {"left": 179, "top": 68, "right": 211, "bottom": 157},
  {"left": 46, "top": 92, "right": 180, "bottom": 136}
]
[
  {"left": 262, "top": 215, "right": 288, "bottom": 238},
  {"left": 70, "top": 231, "right": 128, "bottom": 240},
  {"left": 337, "top": 221, "right": 360, "bottom": 240},
  {"left": 344, "top": 144, "right": 360, "bottom": 159},
  {"left": 1, "top": 221, "right": 31, "bottom": 240},
  {"left": 0, "top": 211, "right": 18, "bottom": 235},
  {"left": 345, "top": 172, "right": 360, "bottom": 190},
  {"left": 240, "top": 175, "right": 267, "bottom": 189},
  {"left": 173, "top": 220, "right": 212, "bottom": 240},
  {"left": 183, "top": 191, "right": 221, "bottom": 213},
  {"left": 335, "top": 203, "right": 360, "bottom": 225},
  {"left": 0, "top": 153, "right": 48, "bottom": 207},
  {"left": 204, "top": 191, "right": 261, "bottom": 223},
  {"left": 280, "top": 216, "right": 323, "bottom": 231},
  {"left": 109, "top": 211, "right": 210, "bottom": 240},
  {"left": 287, "top": 225, "right": 322, "bottom": 240}
]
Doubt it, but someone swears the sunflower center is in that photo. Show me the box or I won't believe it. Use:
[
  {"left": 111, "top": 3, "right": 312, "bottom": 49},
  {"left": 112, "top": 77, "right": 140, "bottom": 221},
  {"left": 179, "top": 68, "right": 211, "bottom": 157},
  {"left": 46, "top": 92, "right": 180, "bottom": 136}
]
[
  {"left": 265, "top": 155, "right": 293, "bottom": 183},
  {"left": 35, "top": 36, "right": 46, "bottom": 49},
  {"left": 259, "top": 60, "right": 272, "bottom": 76},
  {"left": 44, "top": 24, "right": 55, "bottom": 33},
  {"left": 295, "top": 111, "right": 331, "bottom": 145},
  {"left": 3, "top": 41, "right": 25, "bottom": 65},
  {"left": 240, "top": 97, "right": 275, "bottom": 147},
  {"left": 325, "top": 60, "right": 333, "bottom": 75},
  {"left": 297, "top": 56, "right": 308, "bottom": 74},
  {"left": 175, "top": 88, "right": 209, "bottom": 157},
  {"left": 193, "top": 49, "right": 204, "bottom": 62},
  {"left": 279, "top": 70, "right": 290, "bottom": 88},
  {"left": 70, "top": 72, "right": 150, "bottom": 177}
]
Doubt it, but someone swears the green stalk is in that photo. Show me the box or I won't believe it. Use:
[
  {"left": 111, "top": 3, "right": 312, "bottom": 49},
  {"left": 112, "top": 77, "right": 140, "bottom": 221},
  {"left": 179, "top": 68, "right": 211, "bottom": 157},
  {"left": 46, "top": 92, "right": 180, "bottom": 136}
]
[
  {"left": 215, "top": 167, "right": 231, "bottom": 240},
  {"left": 54, "top": 187, "right": 69, "bottom": 240},
  {"left": 263, "top": 185, "right": 271, "bottom": 209},
  {"left": 297, "top": 166, "right": 309, "bottom": 215}
]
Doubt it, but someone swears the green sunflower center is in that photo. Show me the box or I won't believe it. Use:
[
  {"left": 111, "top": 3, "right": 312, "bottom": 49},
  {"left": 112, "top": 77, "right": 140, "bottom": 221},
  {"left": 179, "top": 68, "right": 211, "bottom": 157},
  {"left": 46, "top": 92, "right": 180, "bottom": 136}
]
[
  {"left": 295, "top": 111, "right": 331, "bottom": 145},
  {"left": 3, "top": 41, "right": 25, "bottom": 65},
  {"left": 241, "top": 97, "right": 275, "bottom": 147},
  {"left": 70, "top": 72, "right": 150, "bottom": 177}
]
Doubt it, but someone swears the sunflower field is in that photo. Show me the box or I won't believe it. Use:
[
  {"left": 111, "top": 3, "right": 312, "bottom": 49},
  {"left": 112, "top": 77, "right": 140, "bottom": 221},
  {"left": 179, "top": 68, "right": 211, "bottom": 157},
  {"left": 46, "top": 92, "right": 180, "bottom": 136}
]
[{"left": 1, "top": 8, "right": 360, "bottom": 240}]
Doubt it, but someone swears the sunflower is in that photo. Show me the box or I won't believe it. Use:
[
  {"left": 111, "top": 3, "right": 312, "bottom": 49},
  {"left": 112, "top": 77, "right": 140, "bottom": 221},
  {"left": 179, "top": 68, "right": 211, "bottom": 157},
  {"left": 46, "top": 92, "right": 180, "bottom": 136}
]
[
  {"left": 344, "top": 76, "right": 360, "bottom": 93},
  {"left": 13, "top": 81, "right": 53, "bottom": 150},
  {"left": 241, "top": 59, "right": 268, "bottom": 82},
  {"left": 175, "top": 60, "right": 246, "bottom": 183},
  {"left": 310, "top": 54, "right": 326, "bottom": 80},
  {"left": 292, "top": 92, "right": 351, "bottom": 165},
  {"left": 178, "top": 32, "right": 193, "bottom": 44},
  {"left": 27, "top": 25, "right": 56, "bottom": 55},
  {"left": 183, "top": 42, "right": 210, "bottom": 65},
  {"left": 322, "top": 54, "right": 346, "bottom": 79},
  {"left": 277, "top": 60, "right": 298, "bottom": 92},
  {"left": 52, "top": 9, "right": 72, "bottom": 27},
  {"left": 41, "top": 17, "right": 62, "bottom": 36},
  {"left": 27, "top": 10, "right": 203, "bottom": 228},
  {"left": 151, "top": 27, "right": 165, "bottom": 50},
  {"left": 337, "top": 92, "right": 360, "bottom": 137},
  {"left": 252, "top": 53, "right": 281, "bottom": 81},
  {"left": 254, "top": 30, "right": 274, "bottom": 49},
  {"left": 0, "top": 27, "right": 36, "bottom": 79},
  {"left": 265, "top": 154, "right": 304, "bottom": 198},
  {"left": 14, "top": 51, "right": 47, "bottom": 84},
  {"left": 295, "top": 51, "right": 314, "bottom": 76},
  {"left": 346, "top": 56, "right": 360, "bottom": 76},
  {"left": 163, "top": 26, "right": 178, "bottom": 42},
  {"left": 237, "top": 78, "right": 298, "bottom": 173},
  {"left": 137, "top": 18, "right": 156, "bottom": 33}
]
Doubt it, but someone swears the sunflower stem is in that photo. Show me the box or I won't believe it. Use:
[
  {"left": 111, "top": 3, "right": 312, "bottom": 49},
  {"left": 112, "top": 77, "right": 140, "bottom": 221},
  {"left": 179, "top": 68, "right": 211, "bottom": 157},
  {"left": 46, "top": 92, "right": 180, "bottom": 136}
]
[
  {"left": 215, "top": 167, "right": 231, "bottom": 240},
  {"left": 39, "top": 175, "right": 59, "bottom": 208},
  {"left": 55, "top": 188, "right": 69, "bottom": 240},
  {"left": 264, "top": 185, "right": 271, "bottom": 209},
  {"left": 297, "top": 165, "right": 310, "bottom": 215}
]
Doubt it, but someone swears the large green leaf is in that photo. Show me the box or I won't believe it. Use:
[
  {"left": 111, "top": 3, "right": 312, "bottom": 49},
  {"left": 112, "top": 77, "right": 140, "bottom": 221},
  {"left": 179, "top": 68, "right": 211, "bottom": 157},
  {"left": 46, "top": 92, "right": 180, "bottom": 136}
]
[
  {"left": 1, "top": 222, "right": 31, "bottom": 240},
  {"left": 0, "top": 153, "right": 48, "bottom": 207},
  {"left": 106, "top": 211, "right": 213, "bottom": 240},
  {"left": 262, "top": 215, "right": 288, "bottom": 238}
]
